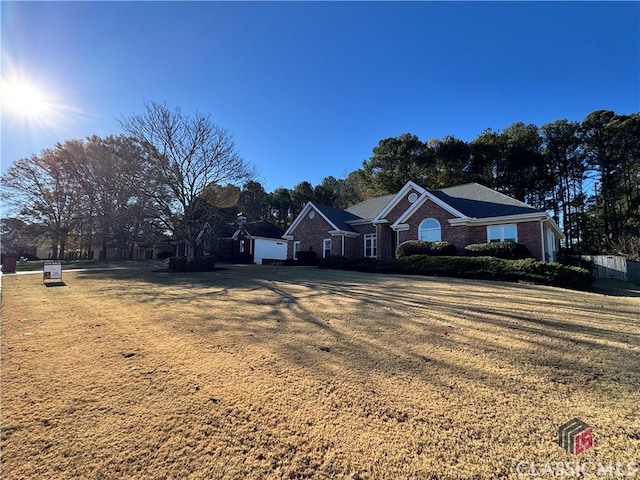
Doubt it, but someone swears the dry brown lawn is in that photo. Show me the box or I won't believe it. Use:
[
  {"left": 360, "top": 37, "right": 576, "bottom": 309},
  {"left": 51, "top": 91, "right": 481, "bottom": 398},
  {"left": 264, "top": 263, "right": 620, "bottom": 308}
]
[{"left": 1, "top": 264, "right": 639, "bottom": 479}]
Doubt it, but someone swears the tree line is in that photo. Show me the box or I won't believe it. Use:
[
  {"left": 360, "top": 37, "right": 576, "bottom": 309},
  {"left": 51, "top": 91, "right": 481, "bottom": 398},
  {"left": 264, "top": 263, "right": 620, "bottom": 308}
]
[
  {"left": 268, "top": 109, "right": 639, "bottom": 256},
  {"left": 2, "top": 105, "right": 638, "bottom": 260}
]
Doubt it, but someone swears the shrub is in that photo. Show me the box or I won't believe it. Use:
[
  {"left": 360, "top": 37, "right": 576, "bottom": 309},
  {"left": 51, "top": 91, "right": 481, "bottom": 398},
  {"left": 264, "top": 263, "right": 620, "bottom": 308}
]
[
  {"left": 166, "top": 255, "right": 187, "bottom": 271},
  {"left": 396, "top": 255, "right": 510, "bottom": 280},
  {"left": 396, "top": 240, "right": 457, "bottom": 258},
  {"left": 464, "top": 242, "right": 533, "bottom": 260},
  {"left": 156, "top": 251, "right": 174, "bottom": 260},
  {"left": 190, "top": 255, "right": 216, "bottom": 271},
  {"left": 319, "top": 254, "right": 594, "bottom": 290},
  {"left": 509, "top": 258, "right": 594, "bottom": 290},
  {"left": 296, "top": 250, "right": 318, "bottom": 266},
  {"left": 165, "top": 255, "right": 216, "bottom": 272}
]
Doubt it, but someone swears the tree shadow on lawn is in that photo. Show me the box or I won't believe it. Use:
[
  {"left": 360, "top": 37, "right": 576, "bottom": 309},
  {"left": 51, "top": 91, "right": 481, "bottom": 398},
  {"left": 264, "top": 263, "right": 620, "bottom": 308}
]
[
  {"left": 592, "top": 278, "right": 640, "bottom": 297},
  {"left": 73, "top": 265, "right": 640, "bottom": 396}
]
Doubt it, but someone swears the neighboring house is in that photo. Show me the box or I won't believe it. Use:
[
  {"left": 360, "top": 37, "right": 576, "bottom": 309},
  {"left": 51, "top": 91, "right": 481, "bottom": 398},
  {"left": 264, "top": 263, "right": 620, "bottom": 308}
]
[
  {"left": 174, "top": 223, "right": 236, "bottom": 259},
  {"left": 232, "top": 221, "right": 287, "bottom": 264},
  {"left": 283, "top": 181, "right": 563, "bottom": 262}
]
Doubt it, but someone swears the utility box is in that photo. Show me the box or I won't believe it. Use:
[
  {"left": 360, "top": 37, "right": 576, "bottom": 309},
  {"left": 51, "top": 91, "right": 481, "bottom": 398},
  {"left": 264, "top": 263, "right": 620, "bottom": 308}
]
[{"left": 2, "top": 254, "right": 17, "bottom": 274}]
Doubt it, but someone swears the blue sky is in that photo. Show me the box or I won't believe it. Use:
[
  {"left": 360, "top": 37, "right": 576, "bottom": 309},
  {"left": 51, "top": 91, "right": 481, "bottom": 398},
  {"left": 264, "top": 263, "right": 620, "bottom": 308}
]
[{"left": 1, "top": 1, "right": 639, "bottom": 193}]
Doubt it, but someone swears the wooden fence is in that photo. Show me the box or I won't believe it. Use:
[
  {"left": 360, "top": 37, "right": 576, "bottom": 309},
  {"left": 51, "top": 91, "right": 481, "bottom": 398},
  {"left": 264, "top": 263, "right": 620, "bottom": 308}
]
[{"left": 580, "top": 255, "right": 640, "bottom": 285}]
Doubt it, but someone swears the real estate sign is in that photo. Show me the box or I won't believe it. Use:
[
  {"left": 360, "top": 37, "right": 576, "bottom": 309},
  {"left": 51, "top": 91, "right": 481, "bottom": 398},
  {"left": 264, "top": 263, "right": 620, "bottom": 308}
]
[{"left": 43, "top": 261, "right": 62, "bottom": 282}]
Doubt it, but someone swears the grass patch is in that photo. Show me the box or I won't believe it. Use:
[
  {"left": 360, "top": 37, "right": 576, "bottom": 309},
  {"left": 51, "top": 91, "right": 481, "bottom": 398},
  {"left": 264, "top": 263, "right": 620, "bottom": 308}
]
[
  {"left": 1, "top": 265, "right": 638, "bottom": 478},
  {"left": 13, "top": 259, "right": 163, "bottom": 273}
]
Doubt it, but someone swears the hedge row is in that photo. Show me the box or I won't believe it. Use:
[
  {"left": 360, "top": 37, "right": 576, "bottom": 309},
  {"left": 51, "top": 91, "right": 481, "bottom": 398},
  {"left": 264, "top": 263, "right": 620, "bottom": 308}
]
[
  {"left": 396, "top": 240, "right": 457, "bottom": 257},
  {"left": 395, "top": 240, "right": 534, "bottom": 260},
  {"left": 463, "top": 242, "right": 533, "bottom": 259},
  {"left": 319, "top": 255, "right": 594, "bottom": 290},
  {"left": 166, "top": 255, "right": 216, "bottom": 272}
]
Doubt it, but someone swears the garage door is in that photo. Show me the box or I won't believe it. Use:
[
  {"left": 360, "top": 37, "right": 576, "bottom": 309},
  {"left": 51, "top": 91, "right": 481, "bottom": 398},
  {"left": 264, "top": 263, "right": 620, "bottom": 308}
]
[{"left": 254, "top": 238, "right": 287, "bottom": 264}]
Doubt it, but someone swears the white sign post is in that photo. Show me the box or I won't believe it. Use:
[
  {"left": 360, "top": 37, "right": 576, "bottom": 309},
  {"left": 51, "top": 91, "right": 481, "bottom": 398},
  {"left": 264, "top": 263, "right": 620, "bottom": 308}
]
[{"left": 43, "top": 261, "right": 62, "bottom": 283}]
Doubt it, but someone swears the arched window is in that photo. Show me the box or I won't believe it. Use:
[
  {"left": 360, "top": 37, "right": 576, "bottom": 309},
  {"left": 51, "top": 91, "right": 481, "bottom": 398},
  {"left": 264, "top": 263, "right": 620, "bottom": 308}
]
[{"left": 419, "top": 219, "right": 441, "bottom": 242}]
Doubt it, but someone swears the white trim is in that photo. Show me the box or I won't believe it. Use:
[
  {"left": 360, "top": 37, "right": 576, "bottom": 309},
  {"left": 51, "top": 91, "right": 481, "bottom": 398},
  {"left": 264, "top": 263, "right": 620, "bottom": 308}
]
[
  {"left": 487, "top": 224, "right": 518, "bottom": 243},
  {"left": 544, "top": 215, "right": 564, "bottom": 240},
  {"left": 373, "top": 181, "right": 427, "bottom": 222},
  {"left": 293, "top": 241, "right": 301, "bottom": 260},
  {"left": 346, "top": 219, "right": 373, "bottom": 226},
  {"left": 418, "top": 218, "right": 442, "bottom": 242},
  {"left": 322, "top": 238, "right": 332, "bottom": 258},
  {"left": 546, "top": 224, "right": 557, "bottom": 262},
  {"left": 449, "top": 211, "right": 565, "bottom": 240},
  {"left": 392, "top": 223, "right": 410, "bottom": 232},
  {"left": 540, "top": 220, "right": 546, "bottom": 262},
  {"left": 233, "top": 227, "right": 283, "bottom": 242},
  {"left": 231, "top": 226, "right": 243, "bottom": 240},
  {"left": 391, "top": 191, "right": 468, "bottom": 229},
  {"left": 329, "top": 229, "right": 360, "bottom": 238},
  {"left": 448, "top": 212, "right": 547, "bottom": 226},
  {"left": 248, "top": 235, "right": 285, "bottom": 242},
  {"left": 196, "top": 222, "right": 212, "bottom": 242},
  {"left": 363, "top": 233, "right": 377, "bottom": 258}
]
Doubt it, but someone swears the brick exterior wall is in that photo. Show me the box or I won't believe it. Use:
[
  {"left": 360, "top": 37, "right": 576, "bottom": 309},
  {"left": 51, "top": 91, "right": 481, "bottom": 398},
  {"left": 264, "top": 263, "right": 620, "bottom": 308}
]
[
  {"left": 517, "top": 221, "right": 543, "bottom": 260},
  {"left": 287, "top": 211, "right": 334, "bottom": 258},
  {"left": 377, "top": 224, "right": 395, "bottom": 260},
  {"left": 343, "top": 236, "right": 361, "bottom": 258},
  {"left": 392, "top": 199, "right": 544, "bottom": 260},
  {"left": 397, "top": 198, "right": 459, "bottom": 246}
]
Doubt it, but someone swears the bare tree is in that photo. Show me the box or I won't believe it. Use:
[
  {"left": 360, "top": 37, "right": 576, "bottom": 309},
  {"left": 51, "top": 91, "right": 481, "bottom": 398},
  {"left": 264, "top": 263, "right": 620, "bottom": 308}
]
[
  {"left": 120, "top": 102, "right": 253, "bottom": 259},
  {"left": 1, "top": 143, "right": 83, "bottom": 259},
  {"left": 68, "top": 135, "right": 163, "bottom": 260}
]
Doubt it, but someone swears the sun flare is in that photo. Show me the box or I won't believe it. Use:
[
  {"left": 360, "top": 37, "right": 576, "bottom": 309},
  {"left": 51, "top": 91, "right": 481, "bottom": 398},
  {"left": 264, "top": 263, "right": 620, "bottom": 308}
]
[{"left": 1, "top": 78, "right": 51, "bottom": 118}]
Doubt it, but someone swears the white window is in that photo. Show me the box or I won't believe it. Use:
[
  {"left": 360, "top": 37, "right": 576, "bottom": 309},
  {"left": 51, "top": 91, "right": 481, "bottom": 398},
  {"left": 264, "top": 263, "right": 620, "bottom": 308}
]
[
  {"left": 239, "top": 240, "right": 245, "bottom": 253},
  {"left": 419, "top": 218, "right": 441, "bottom": 242},
  {"left": 322, "top": 239, "right": 332, "bottom": 258},
  {"left": 293, "top": 241, "right": 301, "bottom": 260},
  {"left": 487, "top": 224, "right": 518, "bottom": 243},
  {"left": 364, "top": 234, "right": 377, "bottom": 258}
]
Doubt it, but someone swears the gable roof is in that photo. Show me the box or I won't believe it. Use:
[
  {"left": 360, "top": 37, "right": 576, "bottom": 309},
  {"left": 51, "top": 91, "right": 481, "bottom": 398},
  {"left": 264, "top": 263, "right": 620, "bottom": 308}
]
[
  {"left": 345, "top": 194, "right": 395, "bottom": 219},
  {"left": 372, "top": 181, "right": 428, "bottom": 222},
  {"left": 432, "top": 183, "right": 542, "bottom": 218},
  {"left": 237, "top": 221, "right": 285, "bottom": 239},
  {"left": 313, "top": 203, "right": 361, "bottom": 232},
  {"left": 283, "top": 201, "right": 361, "bottom": 237},
  {"left": 196, "top": 222, "right": 237, "bottom": 242}
]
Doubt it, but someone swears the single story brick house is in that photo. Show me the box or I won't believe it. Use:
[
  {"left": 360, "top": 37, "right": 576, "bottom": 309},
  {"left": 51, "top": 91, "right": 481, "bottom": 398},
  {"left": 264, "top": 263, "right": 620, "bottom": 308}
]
[{"left": 283, "top": 181, "right": 563, "bottom": 262}]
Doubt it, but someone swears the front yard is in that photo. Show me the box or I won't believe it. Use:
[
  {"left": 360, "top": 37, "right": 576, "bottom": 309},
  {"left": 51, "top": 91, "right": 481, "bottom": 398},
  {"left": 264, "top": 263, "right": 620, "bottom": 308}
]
[{"left": 1, "top": 264, "right": 638, "bottom": 479}]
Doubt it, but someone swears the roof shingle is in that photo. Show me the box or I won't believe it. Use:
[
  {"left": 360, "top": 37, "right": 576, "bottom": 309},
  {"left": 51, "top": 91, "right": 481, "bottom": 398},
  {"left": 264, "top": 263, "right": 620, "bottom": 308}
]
[
  {"left": 432, "top": 183, "right": 542, "bottom": 218},
  {"left": 242, "top": 221, "right": 285, "bottom": 239},
  {"left": 313, "top": 203, "right": 361, "bottom": 232},
  {"left": 345, "top": 194, "right": 395, "bottom": 219}
]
